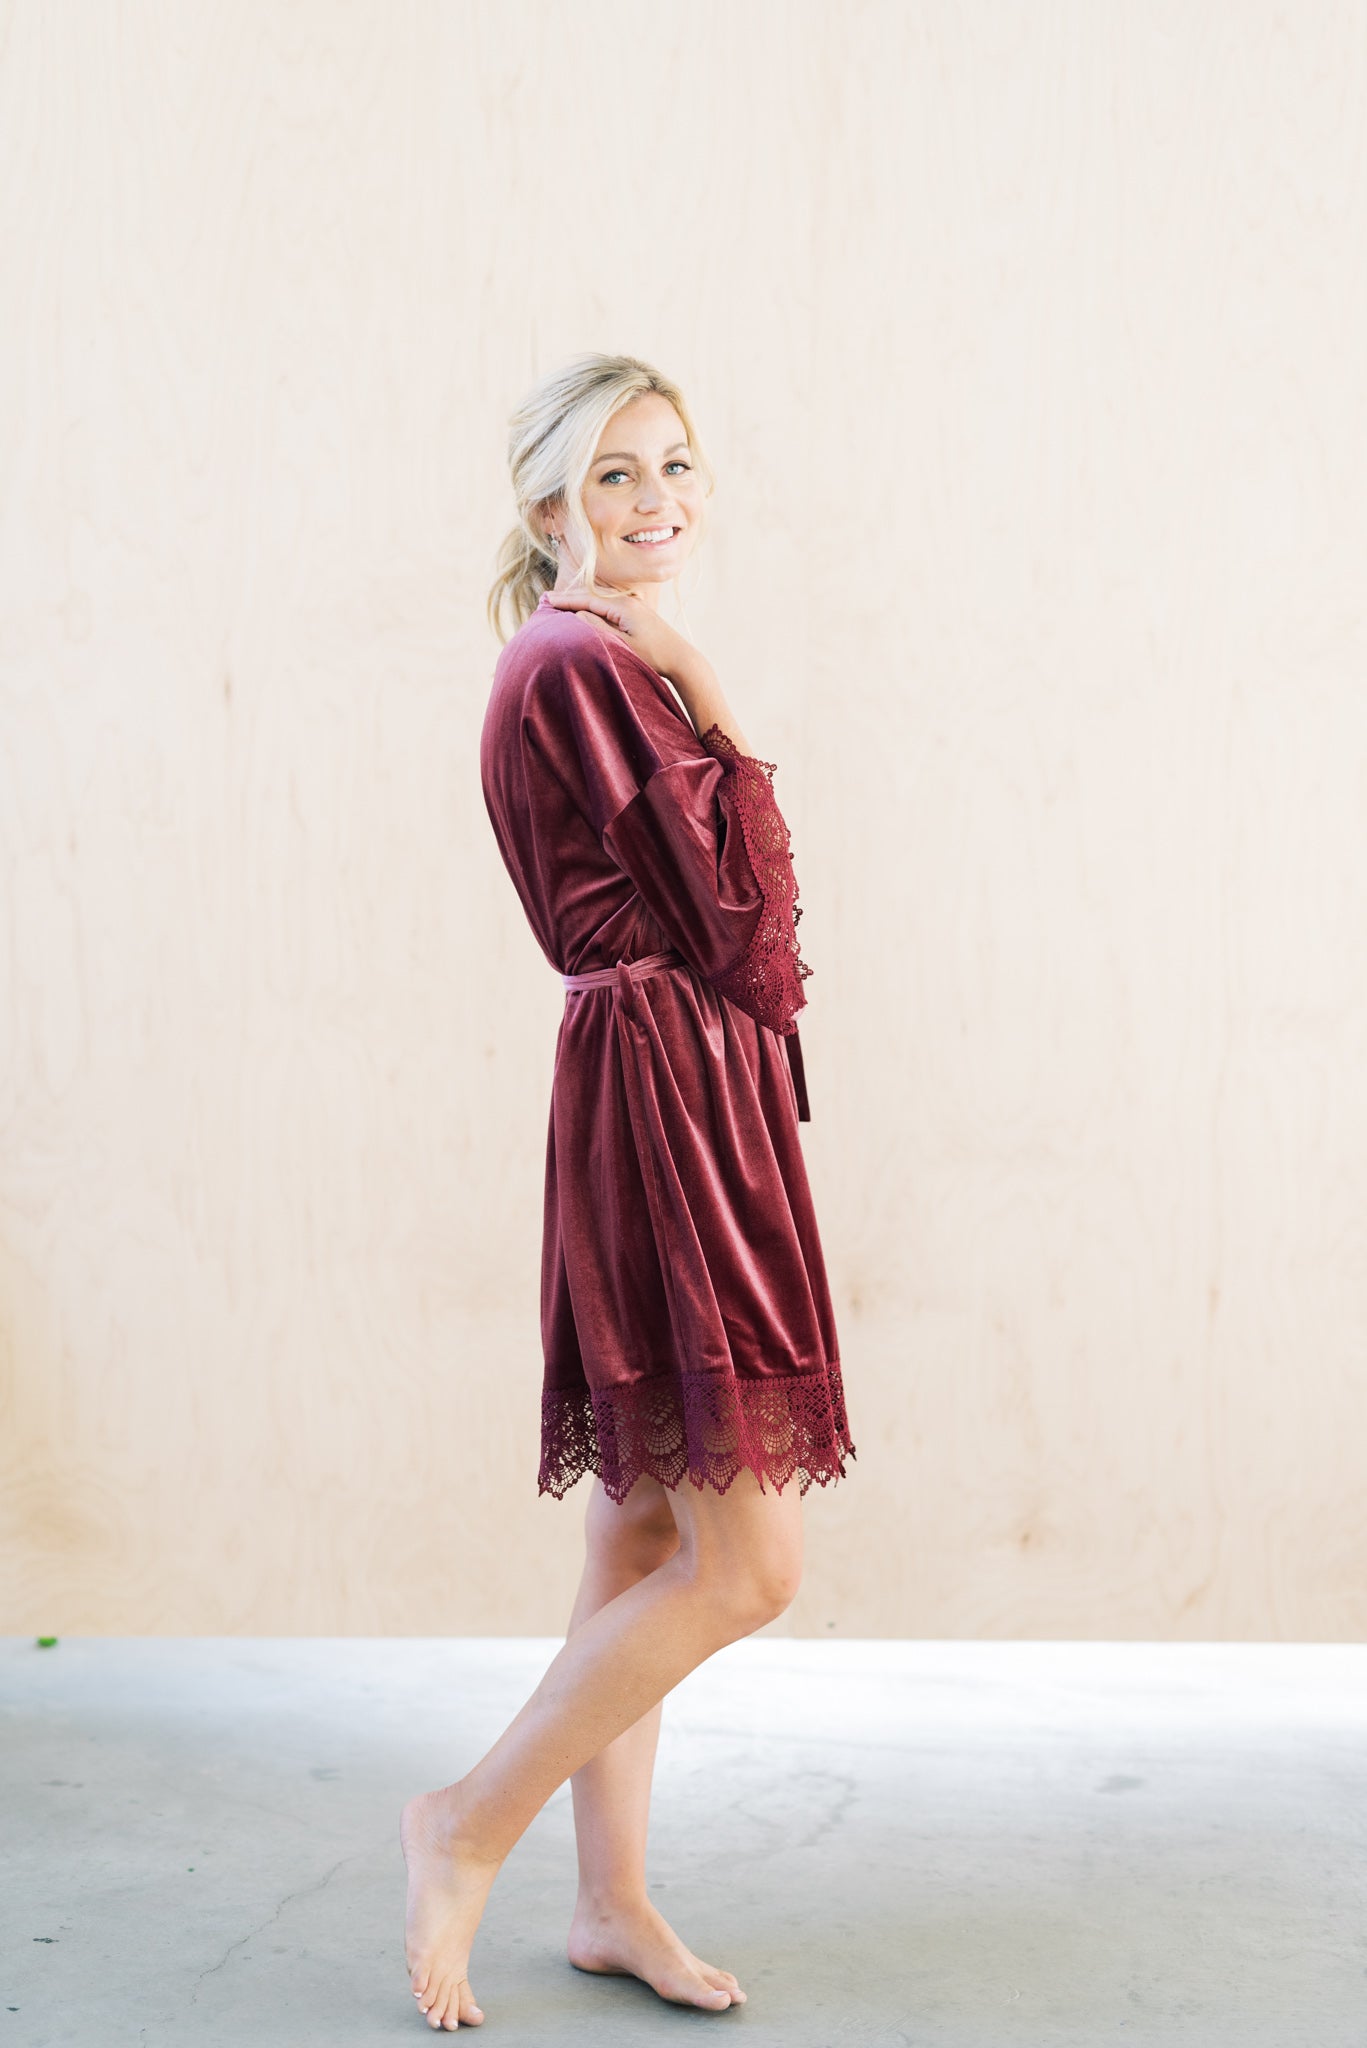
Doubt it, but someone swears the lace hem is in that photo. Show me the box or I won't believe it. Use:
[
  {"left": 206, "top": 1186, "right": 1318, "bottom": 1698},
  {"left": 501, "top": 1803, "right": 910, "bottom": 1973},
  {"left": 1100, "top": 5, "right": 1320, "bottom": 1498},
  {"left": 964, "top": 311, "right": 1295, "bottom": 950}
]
[
  {"left": 538, "top": 1361, "right": 857, "bottom": 1504},
  {"left": 698, "top": 723, "right": 814, "bottom": 1037}
]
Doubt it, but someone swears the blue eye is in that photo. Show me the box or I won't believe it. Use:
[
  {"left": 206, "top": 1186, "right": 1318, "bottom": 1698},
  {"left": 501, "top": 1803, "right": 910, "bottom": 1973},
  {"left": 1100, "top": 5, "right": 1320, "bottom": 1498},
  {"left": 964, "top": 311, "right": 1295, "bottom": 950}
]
[{"left": 600, "top": 462, "right": 692, "bottom": 485}]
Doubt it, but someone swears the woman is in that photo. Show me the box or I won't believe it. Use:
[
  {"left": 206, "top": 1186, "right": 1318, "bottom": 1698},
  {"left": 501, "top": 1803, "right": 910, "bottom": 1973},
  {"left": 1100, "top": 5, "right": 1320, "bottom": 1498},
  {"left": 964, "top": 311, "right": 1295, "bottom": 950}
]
[{"left": 401, "top": 353, "right": 856, "bottom": 2032}]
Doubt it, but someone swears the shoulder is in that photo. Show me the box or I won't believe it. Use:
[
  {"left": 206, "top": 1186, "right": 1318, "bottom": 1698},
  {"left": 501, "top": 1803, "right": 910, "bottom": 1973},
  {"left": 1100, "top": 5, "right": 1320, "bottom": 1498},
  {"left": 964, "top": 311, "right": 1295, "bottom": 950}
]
[
  {"left": 496, "top": 600, "right": 617, "bottom": 690},
  {"left": 501, "top": 600, "right": 687, "bottom": 727}
]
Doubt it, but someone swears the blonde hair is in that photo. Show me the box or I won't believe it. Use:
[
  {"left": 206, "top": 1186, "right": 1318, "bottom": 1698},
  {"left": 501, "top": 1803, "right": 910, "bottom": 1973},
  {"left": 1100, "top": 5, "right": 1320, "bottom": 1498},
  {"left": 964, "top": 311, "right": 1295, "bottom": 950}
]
[{"left": 486, "top": 352, "right": 715, "bottom": 646}]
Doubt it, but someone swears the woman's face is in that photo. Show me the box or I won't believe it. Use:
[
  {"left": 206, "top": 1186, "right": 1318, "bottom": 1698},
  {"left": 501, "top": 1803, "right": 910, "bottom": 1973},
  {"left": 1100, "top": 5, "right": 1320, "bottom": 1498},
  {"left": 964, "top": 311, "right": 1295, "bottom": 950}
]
[{"left": 548, "top": 394, "right": 704, "bottom": 601}]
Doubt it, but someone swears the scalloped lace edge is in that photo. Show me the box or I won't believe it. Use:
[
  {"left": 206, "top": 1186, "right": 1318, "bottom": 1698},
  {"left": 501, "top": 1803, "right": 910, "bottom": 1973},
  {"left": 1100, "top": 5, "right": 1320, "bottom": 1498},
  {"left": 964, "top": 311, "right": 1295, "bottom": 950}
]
[{"left": 538, "top": 1360, "right": 857, "bottom": 1503}]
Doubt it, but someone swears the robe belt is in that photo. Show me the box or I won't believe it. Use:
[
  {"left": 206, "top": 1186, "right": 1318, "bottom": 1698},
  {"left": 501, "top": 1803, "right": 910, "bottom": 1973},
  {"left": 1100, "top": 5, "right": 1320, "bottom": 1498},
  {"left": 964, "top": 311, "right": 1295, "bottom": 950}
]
[
  {"left": 561, "top": 948, "right": 688, "bottom": 994},
  {"left": 560, "top": 948, "right": 811, "bottom": 1123}
]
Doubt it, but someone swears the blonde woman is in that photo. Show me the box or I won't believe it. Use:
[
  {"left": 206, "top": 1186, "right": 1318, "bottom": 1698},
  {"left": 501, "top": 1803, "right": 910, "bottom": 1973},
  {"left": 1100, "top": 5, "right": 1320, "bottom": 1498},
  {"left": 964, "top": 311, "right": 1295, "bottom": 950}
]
[{"left": 400, "top": 353, "right": 856, "bottom": 2032}]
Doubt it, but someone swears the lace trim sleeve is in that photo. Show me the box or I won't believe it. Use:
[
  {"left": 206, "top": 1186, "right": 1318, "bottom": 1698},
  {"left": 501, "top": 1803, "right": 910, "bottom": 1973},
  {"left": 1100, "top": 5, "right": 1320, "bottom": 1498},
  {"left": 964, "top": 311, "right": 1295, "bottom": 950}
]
[{"left": 698, "top": 722, "right": 814, "bottom": 1036}]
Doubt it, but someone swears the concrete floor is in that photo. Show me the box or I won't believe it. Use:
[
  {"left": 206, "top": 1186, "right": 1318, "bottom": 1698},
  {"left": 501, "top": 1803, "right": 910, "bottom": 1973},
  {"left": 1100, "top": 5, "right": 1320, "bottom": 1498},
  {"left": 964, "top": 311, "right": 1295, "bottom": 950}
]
[{"left": 2, "top": 1636, "right": 1364, "bottom": 2047}]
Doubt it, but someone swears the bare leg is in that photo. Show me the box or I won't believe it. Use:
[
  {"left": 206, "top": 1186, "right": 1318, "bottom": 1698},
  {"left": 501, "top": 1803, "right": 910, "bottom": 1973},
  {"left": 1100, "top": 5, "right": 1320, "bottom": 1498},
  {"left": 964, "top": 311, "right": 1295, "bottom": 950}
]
[
  {"left": 401, "top": 1462, "right": 803, "bottom": 2031},
  {"left": 564, "top": 1474, "right": 747, "bottom": 2009}
]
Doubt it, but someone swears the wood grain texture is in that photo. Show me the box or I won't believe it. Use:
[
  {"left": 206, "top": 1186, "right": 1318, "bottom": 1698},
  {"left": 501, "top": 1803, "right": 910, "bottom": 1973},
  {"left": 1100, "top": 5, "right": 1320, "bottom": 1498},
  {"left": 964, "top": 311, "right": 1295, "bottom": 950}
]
[{"left": 1, "top": 0, "right": 1365, "bottom": 1635}]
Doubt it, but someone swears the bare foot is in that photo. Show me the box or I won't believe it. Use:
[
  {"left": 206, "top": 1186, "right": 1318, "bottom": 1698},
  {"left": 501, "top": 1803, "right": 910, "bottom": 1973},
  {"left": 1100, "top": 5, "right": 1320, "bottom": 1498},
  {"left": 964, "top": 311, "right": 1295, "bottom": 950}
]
[
  {"left": 567, "top": 1895, "right": 748, "bottom": 2011},
  {"left": 400, "top": 1784, "right": 501, "bottom": 2031}
]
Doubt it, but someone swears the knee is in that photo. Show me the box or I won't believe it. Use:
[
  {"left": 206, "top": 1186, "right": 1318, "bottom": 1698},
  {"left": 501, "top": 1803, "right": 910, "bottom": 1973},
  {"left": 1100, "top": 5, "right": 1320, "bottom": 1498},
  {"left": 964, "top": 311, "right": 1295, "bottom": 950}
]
[
  {"left": 702, "top": 1544, "right": 804, "bottom": 1636},
  {"left": 748, "top": 1552, "right": 804, "bottom": 1626}
]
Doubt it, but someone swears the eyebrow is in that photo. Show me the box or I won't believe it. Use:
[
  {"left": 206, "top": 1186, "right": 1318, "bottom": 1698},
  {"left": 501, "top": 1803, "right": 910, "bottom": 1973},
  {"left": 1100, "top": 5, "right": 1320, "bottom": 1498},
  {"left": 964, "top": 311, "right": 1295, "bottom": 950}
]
[{"left": 594, "top": 442, "right": 690, "bottom": 463}]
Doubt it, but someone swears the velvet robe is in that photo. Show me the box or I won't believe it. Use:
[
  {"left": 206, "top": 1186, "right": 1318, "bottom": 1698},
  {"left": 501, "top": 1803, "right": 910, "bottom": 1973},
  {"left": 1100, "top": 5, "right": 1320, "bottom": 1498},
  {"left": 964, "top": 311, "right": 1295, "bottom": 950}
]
[{"left": 479, "top": 593, "right": 856, "bottom": 1501}]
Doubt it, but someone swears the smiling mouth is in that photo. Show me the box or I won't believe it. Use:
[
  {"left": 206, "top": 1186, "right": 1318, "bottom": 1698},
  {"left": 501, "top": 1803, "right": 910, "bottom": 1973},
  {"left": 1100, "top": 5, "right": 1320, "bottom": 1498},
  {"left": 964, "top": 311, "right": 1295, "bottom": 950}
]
[{"left": 623, "top": 526, "right": 681, "bottom": 546}]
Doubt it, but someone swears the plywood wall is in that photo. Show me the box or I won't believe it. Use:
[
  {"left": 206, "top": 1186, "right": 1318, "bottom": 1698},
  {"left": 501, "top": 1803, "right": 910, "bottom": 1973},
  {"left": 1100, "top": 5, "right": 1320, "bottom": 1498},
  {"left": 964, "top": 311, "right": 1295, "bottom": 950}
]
[{"left": 3, "top": 0, "right": 1365, "bottom": 1637}]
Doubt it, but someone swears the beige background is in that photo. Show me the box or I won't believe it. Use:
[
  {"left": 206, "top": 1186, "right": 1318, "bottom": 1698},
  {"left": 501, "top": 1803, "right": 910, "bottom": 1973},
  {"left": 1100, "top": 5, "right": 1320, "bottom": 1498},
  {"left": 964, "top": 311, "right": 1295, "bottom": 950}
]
[{"left": 2, "top": 1, "right": 1365, "bottom": 1638}]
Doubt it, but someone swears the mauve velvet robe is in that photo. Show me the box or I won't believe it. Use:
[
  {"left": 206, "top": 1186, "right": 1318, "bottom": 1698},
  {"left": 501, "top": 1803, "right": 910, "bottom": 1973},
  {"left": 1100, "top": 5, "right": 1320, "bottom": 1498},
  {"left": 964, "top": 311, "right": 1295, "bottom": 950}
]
[{"left": 479, "top": 592, "right": 856, "bottom": 1502}]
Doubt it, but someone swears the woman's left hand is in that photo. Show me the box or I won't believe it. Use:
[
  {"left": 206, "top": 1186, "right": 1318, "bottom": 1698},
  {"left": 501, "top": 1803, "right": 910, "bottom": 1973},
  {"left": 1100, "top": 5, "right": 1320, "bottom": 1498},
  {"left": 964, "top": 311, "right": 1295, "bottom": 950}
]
[{"left": 539, "top": 586, "right": 701, "bottom": 684}]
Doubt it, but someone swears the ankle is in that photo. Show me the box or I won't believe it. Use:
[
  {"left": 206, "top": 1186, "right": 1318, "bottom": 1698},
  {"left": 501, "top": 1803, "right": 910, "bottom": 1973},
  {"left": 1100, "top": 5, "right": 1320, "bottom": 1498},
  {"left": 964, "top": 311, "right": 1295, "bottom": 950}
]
[
  {"left": 573, "top": 1882, "right": 652, "bottom": 1919},
  {"left": 423, "top": 1779, "right": 505, "bottom": 1871}
]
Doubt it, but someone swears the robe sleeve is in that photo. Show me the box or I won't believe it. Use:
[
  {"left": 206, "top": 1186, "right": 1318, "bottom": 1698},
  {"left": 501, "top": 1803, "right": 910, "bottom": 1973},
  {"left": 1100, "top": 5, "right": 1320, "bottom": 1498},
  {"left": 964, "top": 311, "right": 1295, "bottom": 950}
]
[{"left": 545, "top": 621, "right": 813, "bottom": 1037}]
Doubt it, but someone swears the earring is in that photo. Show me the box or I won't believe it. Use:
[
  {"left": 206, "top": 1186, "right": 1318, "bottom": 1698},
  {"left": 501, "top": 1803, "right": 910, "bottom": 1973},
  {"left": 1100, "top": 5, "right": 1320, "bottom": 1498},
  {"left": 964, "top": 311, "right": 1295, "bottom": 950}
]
[{"left": 548, "top": 533, "right": 560, "bottom": 550}]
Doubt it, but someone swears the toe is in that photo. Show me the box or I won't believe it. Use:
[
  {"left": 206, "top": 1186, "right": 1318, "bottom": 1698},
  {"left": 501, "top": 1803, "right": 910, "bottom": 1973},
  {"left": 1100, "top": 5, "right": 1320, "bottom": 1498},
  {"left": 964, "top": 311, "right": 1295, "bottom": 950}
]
[{"left": 434, "top": 1976, "right": 467, "bottom": 2030}]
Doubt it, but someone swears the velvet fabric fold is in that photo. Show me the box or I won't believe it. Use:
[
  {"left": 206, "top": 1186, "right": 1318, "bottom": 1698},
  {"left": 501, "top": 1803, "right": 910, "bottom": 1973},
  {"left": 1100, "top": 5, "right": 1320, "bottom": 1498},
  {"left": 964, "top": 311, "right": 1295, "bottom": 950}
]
[{"left": 479, "top": 597, "right": 855, "bottom": 1501}]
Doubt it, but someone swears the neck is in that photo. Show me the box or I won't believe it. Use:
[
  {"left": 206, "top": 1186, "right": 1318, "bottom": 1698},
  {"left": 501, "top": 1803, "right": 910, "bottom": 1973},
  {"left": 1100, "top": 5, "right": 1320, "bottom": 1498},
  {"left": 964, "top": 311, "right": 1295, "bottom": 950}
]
[{"left": 554, "top": 568, "right": 664, "bottom": 612}]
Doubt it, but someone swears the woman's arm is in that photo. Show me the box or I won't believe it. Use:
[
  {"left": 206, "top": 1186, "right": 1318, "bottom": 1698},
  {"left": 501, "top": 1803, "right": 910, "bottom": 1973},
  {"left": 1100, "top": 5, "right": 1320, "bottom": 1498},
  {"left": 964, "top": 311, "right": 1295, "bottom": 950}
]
[
  {"left": 665, "top": 648, "right": 756, "bottom": 760},
  {"left": 539, "top": 588, "right": 758, "bottom": 759}
]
